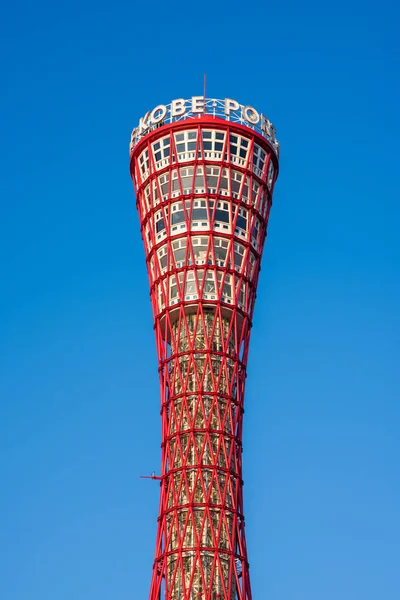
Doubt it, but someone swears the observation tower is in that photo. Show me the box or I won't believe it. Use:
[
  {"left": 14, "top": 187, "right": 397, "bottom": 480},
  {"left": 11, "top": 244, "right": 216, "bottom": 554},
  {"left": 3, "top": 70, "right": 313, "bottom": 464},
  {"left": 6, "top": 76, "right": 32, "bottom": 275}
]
[{"left": 129, "top": 96, "right": 279, "bottom": 600}]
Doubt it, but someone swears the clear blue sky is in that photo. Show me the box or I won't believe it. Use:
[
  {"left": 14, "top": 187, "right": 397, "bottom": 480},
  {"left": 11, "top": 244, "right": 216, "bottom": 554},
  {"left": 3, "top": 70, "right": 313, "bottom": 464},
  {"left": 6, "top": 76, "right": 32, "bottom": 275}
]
[{"left": 0, "top": 1, "right": 399, "bottom": 599}]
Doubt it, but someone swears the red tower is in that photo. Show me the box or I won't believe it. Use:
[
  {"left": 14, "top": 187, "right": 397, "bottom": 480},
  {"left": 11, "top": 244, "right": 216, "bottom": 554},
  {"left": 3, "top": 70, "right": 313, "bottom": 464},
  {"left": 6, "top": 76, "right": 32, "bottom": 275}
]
[{"left": 129, "top": 97, "right": 279, "bottom": 600}]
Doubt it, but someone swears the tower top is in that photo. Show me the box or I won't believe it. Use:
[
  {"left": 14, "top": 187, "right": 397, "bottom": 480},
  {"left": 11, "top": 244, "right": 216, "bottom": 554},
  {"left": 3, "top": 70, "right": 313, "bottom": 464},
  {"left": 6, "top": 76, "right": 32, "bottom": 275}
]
[{"left": 130, "top": 96, "right": 279, "bottom": 156}]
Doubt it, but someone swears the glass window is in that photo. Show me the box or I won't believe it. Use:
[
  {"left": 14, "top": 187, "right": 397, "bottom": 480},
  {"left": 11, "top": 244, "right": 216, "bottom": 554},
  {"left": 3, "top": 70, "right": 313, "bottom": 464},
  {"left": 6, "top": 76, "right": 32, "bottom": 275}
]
[
  {"left": 157, "top": 282, "right": 165, "bottom": 310},
  {"left": 238, "top": 281, "right": 246, "bottom": 309},
  {"left": 185, "top": 271, "right": 197, "bottom": 296},
  {"left": 204, "top": 270, "right": 216, "bottom": 295},
  {"left": 251, "top": 216, "right": 262, "bottom": 250},
  {"left": 171, "top": 170, "right": 180, "bottom": 195},
  {"left": 215, "top": 209, "right": 229, "bottom": 223},
  {"left": 201, "top": 130, "right": 226, "bottom": 159},
  {"left": 229, "top": 134, "right": 250, "bottom": 164},
  {"left": 152, "top": 179, "right": 159, "bottom": 204},
  {"left": 218, "top": 273, "right": 232, "bottom": 300},
  {"left": 139, "top": 148, "right": 149, "bottom": 180},
  {"left": 194, "top": 166, "right": 205, "bottom": 190},
  {"left": 172, "top": 238, "right": 187, "bottom": 265},
  {"left": 143, "top": 184, "right": 151, "bottom": 211},
  {"left": 253, "top": 144, "right": 267, "bottom": 177},
  {"left": 252, "top": 180, "right": 260, "bottom": 207},
  {"left": 245, "top": 250, "right": 256, "bottom": 279},
  {"left": 251, "top": 218, "right": 260, "bottom": 243},
  {"left": 157, "top": 246, "right": 168, "bottom": 272},
  {"left": 206, "top": 166, "right": 219, "bottom": 191},
  {"left": 155, "top": 208, "right": 168, "bottom": 235},
  {"left": 268, "top": 160, "right": 275, "bottom": 190},
  {"left": 192, "top": 208, "right": 208, "bottom": 221},
  {"left": 258, "top": 188, "right": 268, "bottom": 218},
  {"left": 158, "top": 173, "right": 169, "bottom": 197},
  {"left": 213, "top": 238, "right": 229, "bottom": 266},
  {"left": 152, "top": 136, "right": 170, "bottom": 168},
  {"left": 234, "top": 207, "right": 248, "bottom": 239},
  {"left": 170, "top": 201, "right": 185, "bottom": 227},
  {"left": 190, "top": 200, "right": 209, "bottom": 227},
  {"left": 220, "top": 168, "right": 229, "bottom": 192},
  {"left": 242, "top": 175, "right": 250, "bottom": 202},
  {"left": 234, "top": 242, "right": 245, "bottom": 272},
  {"left": 171, "top": 211, "right": 185, "bottom": 225},
  {"left": 192, "top": 237, "right": 209, "bottom": 264},
  {"left": 174, "top": 130, "right": 198, "bottom": 162},
  {"left": 180, "top": 166, "right": 194, "bottom": 192},
  {"left": 231, "top": 170, "right": 243, "bottom": 196},
  {"left": 170, "top": 275, "right": 178, "bottom": 301},
  {"left": 236, "top": 214, "right": 247, "bottom": 231}
]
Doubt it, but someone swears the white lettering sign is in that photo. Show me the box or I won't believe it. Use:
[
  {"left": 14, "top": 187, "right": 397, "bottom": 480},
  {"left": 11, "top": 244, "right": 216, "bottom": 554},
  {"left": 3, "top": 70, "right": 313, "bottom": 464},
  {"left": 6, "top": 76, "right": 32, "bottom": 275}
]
[{"left": 131, "top": 97, "right": 278, "bottom": 154}]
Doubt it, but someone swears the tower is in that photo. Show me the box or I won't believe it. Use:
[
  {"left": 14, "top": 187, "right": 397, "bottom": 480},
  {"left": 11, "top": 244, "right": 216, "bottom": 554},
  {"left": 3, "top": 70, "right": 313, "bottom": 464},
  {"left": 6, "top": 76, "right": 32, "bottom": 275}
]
[{"left": 129, "top": 97, "right": 279, "bottom": 600}]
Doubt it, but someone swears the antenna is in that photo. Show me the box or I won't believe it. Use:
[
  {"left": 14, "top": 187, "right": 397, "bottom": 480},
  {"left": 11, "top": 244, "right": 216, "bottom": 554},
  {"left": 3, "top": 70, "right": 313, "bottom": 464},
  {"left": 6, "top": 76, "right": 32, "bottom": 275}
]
[{"left": 204, "top": 73, "right": 207, "bottom": 99}]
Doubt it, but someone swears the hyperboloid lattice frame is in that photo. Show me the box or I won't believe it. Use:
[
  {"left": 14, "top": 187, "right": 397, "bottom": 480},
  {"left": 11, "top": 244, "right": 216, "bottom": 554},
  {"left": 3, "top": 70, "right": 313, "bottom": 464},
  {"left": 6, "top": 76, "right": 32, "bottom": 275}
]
[{"left": 130, "top": 112, "right": 279, "bottom": 600}]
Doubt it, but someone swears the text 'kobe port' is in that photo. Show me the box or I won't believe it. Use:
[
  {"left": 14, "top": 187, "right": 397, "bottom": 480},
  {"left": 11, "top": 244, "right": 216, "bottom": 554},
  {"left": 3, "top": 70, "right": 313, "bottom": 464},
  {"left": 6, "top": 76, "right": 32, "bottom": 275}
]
[{"left": 130, "top": 96, "right": 279, "bottom": 156}]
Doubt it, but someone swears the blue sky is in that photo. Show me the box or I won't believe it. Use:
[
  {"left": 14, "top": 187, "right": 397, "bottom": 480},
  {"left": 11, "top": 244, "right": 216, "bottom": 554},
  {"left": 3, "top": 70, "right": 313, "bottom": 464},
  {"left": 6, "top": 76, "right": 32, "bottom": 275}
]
[{"left": 0, "top": 0, "right": 399, "bottom": 599}]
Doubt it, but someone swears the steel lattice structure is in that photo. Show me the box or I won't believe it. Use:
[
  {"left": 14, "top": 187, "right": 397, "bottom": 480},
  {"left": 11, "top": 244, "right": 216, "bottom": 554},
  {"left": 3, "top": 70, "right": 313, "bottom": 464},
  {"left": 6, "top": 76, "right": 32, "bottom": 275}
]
[{"left": 129, "top": 97, "right": 279, "bottom": 600}]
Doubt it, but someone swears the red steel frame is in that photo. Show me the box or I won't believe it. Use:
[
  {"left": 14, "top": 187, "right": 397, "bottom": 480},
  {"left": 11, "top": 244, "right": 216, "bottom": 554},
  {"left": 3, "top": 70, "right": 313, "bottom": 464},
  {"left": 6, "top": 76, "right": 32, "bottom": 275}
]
[{"left": 130, "top": 113, "right": 279, "bottom": 600}]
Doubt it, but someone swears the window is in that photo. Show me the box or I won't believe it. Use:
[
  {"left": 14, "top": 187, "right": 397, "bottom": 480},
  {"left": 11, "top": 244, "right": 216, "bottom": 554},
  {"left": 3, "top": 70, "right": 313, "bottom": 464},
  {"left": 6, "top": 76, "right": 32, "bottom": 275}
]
[
  {"left": 180, "top": 166, "right": 193, "bottom": 193},
  {"left": 152, "top": 136, "right": 171, "bottom": 169},
  {"left": 253, "top": 144, "right": 267, "bottom": 177},
  {"left": 189, "top": 199, "right": 209, "bottom": 229},
  {"left": 171, "top": 201, "right": 185, "bottom": 226},
  {"left": 192, "top": 237, "right": 209, "bottom": 264},
  {"left": 144, "top": 224, "right": 151, "bottom": 251},
  {"left": 149, "top": 255, "right": 155, "bottom": 280},
  {"left": 156, "top": 216, "right": 165, "bottom": 233},
  {"left": 157, "top": 281, "right": 166, "bottom": 310},
  {"left": 268, "top": 160, "right": 275, "bottom": 190},
  {"left": 258, "top": 188, "right": 268, "bottom": 218},
  {"left": 170, "top": 274, "right": 179, "bottom": 303},
  {"left": 139, "top": 148, "right": 150, "bottom": 180},
  {"left": 206, "top": 166, "right": 219, "bottom": 192},
  {"left": 231, "top": 170, "right": 243, "bottom": 198},
  {"left": 245, "top": 250, "right": 257, "bottom": 279},
  {"left": 180, "top": 268, "right": 217, "bottom": 300},
  {"left": 158, "top": 173, "right": 169, "bottom": 198},
  {"left": 252, "top": 179, "right": 260, "bottom": 207},
  {"left": 170, "top": 169, "right": 180, "bottom": 197},
  {"left": 157, "top": 245, "right": 168, "bottom": 272},
  {"left": 229, "top": 134, "right": 249, "bottom": 165},
  {"left": 154, "top": 208, "right": 168, "bottom": 240},
  {"left": 194, "top": 166, "right": 205, "bottom": 191},
  {"left": 143, "top": 184, "right": 151, "bottom": 211},
  {"left": 204, "top": 166, "right": 229, "bottom": 195},
  {"left": 201, "top": 130, "right": 225, "bottom": 160},
  {"left": 251, "top": 217, "right": 261, "bottom": 248},
  {"left": 238, "top": 281, "right": 246, "bottom": 310},
  {"left": 152, "top": 178, "right": 160, "bottom": 205},
  {"left": 235, "top": 207, "right": 248, "bottom": 237},
  {"left": 242, "top": 174, "right": 250, "bottom": 202},
  {"left": 213, "top": 201, "right": 230, "bottom": 230},
  {"left": 174, "top": 130, "right": 197, "bottom": 162},
  {"left": 213, "top": 237, "right": 229, "bottom": 266},
  {"left": 218, "top": 272, "right": 232, "bottom": 302},
  {"left": 234, "top": 242, "right": 246, "bottom": 272},
  {"left": 219, "top": 168, "right": 229, "bottom": 195},
  {"left": 170, "top": 201, "right": 188, "bottom": 235},
  {"left": 172, "top": 238, "right": 187, "bottom": 266},
  {"left": 184, "top": 271, "right": 198, "bottom": 296},
  {"left": 203, "top": 270, "right": 216, "bottom": 296}
]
